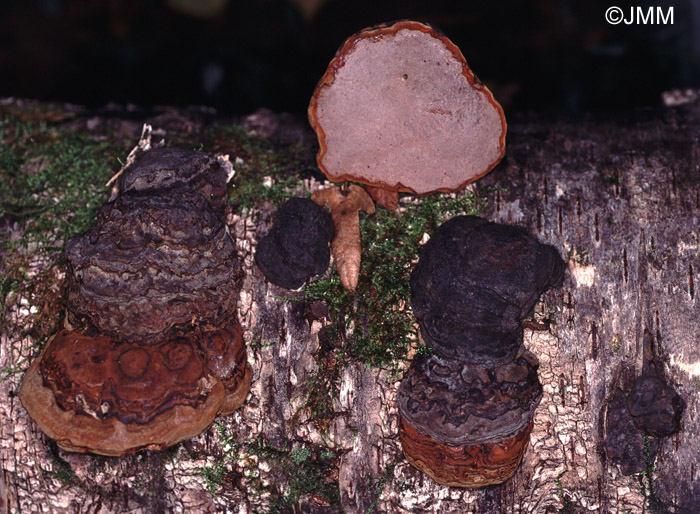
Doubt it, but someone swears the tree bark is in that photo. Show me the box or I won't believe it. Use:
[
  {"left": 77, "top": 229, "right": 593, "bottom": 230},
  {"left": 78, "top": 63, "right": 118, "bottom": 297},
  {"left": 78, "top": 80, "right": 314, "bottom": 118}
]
[{"left": 1, "top": 100, "right": 698, "bottom": 513}]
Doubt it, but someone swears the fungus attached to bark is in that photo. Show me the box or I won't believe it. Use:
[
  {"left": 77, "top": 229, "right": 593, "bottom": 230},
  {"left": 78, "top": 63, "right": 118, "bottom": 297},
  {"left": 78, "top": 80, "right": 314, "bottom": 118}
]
[
  {"left": 308, "top": 20, "right": 506, "bottom": 208},
  {"left": 19, "top": 148, "right": 251, "bottom": 456},
  {"left": 411, "top": 216, "right": 566, "bottom": 367},
  {"left": 605, "top": 385, "right": 660, "bottom": 475},
  {"left": 117, "top": 146, "right": 230, "bottom": 212},
  {"left": 311, "top": 185, "right": 375, "bottom": 292},
  {"left": 627, "top": 330, "right": 684, "bottom": 437},
  {"left": 255, "top": 197, "right": 334, "bottom": 290},
  {"left": 397, "top": 350, "right": 542, "bottom": 487},
  {"left": 65, "top": 188, "right": 241, "bottom": 343},
  {"left": 399, "top": 215, "right": 565, "bottom": 487}
]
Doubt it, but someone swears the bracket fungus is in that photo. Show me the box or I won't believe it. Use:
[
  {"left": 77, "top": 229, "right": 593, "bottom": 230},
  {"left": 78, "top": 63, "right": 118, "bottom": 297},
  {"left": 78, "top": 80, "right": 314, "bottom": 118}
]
[
  {"left": 398, "top": 349, "right": 542, "bottom": 487},
  {"left": 399, "top": 215, "right": 565, "bottom": 487},
  {"left": 255, "top": 197, "right": 334, "bottom": 290},
  {"left": 308, "top": 20, "right": 506, "bottom": 209},
  {"left": 627, "top": 330, "right": 684, "bottom": 437},
  {"left": 20, "top": 147, "right": 251, "bottom": 456}
]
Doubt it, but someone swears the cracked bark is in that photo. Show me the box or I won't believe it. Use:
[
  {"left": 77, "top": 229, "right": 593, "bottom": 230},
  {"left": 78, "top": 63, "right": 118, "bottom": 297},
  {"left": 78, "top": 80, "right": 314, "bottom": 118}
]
[{"left": 1, "top": 102, "right": 699, "bottom": 513}]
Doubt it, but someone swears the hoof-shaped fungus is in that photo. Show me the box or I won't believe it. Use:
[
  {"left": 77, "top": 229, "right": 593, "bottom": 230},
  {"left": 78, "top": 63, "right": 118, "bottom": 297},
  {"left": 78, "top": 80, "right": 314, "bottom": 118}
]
[
  {"left": 20, "top": 147, "right": 251, "bottom": 456},
  {"left": 399, "top": 215, "right": 565, "bottom": 487}
]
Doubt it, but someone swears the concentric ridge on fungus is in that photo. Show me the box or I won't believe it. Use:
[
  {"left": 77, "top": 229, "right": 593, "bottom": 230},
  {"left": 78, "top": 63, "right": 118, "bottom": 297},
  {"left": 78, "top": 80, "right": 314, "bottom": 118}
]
[
  {"left": 397, "top": 351, "right": 542, "bottom": 446},
  {"left": 19, "top": 147, "right": 251, "bottom": 456},
  {"left": 65, "top": 189, "right": 242, "bottom": 343}
]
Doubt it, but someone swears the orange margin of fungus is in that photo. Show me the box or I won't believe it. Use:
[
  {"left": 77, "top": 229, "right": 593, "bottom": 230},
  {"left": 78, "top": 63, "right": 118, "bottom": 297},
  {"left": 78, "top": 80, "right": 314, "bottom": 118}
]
[{"left": 307, "top": 20, "right": 507, "bottom": 196}]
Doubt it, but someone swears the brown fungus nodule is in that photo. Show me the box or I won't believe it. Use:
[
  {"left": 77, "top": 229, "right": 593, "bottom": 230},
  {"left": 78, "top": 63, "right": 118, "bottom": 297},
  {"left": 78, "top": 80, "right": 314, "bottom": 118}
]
[
  {"left": 20, "top": 147, "right": 251, "bottom": 456},
  {"left": 399, "top": 215, "right": 565, "bottom": 487},
  {"left": 308, "top": 20, "right": 506, "bottom": 208}
]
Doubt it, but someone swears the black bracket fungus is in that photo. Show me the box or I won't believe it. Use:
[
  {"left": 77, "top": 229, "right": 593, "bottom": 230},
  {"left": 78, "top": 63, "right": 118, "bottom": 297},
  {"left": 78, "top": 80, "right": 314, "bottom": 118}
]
[
  {"left": 19, "top": 147, "right": 251, "bottom": 456},
  {"left": 627, "top": 330, "right": 685, "bottom": 437},
  {"left": 255, "top": 197, "right": 334, "bottom": 290},
  {"left": 399, "top": 215, "right": 566, "bottom": 487},
  {"left": 604, "top": 385, "right": 660, "bottom": 476},
  {"left": 410, "top": 215, "right": 566, "bottom": 367}
]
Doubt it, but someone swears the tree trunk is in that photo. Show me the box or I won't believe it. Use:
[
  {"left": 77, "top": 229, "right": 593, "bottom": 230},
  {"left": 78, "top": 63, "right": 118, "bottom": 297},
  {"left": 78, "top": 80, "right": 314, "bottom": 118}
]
[{"left": 1, "top": 100, "right": 698, "bottom": 513}]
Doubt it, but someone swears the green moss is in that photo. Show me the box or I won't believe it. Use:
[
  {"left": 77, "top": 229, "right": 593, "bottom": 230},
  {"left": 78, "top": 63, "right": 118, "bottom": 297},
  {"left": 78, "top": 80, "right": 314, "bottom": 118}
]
[
  {"left": 365, "top": 461, "right": 397, "bottom": 514},
  {"left": 244, "top": 437, "right": 342, "bottom": 513},
  {"left": 44, "top": 445, "right": 76, "bottom": 486},
  {"left": 611, "top": 335, "right": 622, "bottom": 353},
  {"left": 0, "top": 114, "right": 128, "bottom": 355},
  {"left": 173, "top": 124, "right": 311, "bottom": 212},
  {"left": 568, "top": 246, "right": 590, "bottom": 266},
  {"left": 195, "top": 422, "right": 240, "bottom": 497},
  {"left": 294, "top": 190, "right": 487, "bottom": 431},
  {"left": 554, "top": 470, "right": 575, "bottom": 514},
  {"left": 304, "top": 190, "right": 487, "bottom": 368}
]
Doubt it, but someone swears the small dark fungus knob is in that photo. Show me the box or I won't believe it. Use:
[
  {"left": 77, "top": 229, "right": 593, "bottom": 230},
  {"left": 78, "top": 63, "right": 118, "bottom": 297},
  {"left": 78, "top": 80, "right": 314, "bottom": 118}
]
[
  {"left": 605, "top": 386, "right": 659, "bottom": 475},
  {"left": 255, "top": 197, "right": 334, "bottom": 290},
  {"left": 627, "top": 330, "right": 684, "bottom": 437}
]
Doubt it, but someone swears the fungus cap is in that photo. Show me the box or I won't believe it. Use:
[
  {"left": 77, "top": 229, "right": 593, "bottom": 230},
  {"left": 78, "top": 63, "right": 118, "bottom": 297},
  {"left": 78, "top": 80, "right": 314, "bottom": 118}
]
[
  {"left": 308, "top": 20, "right": 506, "bottom": 195},
  {"left": 19, "top": 323, "right": 250, "bottom": 456},
  {"left": 118, "top": 147, "right": 229, "bottom": 212},
  {"left": 254, "top": 197, "right": 334, "bottom": 290}
]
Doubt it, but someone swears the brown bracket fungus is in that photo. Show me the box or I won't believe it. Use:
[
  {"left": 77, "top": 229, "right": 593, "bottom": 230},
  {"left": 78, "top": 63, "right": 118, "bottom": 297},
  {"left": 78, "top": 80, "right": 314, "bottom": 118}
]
[
  {"left": 19, "top": 147, "right": 251, "bottom": 456},
  {"left": 308, "top": 20, "right": 506, "bottom": 208},
  {"left": 398, "top": 215, "right": 565, "bottom": 487},
  {"left": 398, "top": 350, "right": 542, "bottom": 487},
  {"left": 311, "top": 185, "right": 375, "bottom": 292},
  {"left": 254, "top": 197, "right": 334, "bottom": 290}
]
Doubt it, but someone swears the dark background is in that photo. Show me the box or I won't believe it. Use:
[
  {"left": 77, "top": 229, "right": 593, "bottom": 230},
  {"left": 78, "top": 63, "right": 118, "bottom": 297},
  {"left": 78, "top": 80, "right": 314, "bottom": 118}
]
[{"left": 0, "top": 0, "right": 697, "bottom": 116}]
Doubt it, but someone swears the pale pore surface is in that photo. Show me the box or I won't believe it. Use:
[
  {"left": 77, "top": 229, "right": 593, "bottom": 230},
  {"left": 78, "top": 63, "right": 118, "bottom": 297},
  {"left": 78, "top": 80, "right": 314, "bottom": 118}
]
[{"left": 316, "top": 29, "right": 503, "bottom": 194}]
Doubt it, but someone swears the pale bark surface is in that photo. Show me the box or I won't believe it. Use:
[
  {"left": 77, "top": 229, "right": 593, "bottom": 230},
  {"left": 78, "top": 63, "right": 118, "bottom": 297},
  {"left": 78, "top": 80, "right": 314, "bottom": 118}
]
[{"left": 1, "top": 100, "right": 699, "bottom": 513}]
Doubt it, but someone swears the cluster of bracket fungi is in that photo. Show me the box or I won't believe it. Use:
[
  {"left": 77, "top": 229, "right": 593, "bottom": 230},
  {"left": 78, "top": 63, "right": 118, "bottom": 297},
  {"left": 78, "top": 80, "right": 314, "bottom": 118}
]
[
  {"left": 398, "top": 216, "right": 566, "bottom": 487},
  {"left": 20, "top": 147, "right": 251, "bottom": 456}
]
